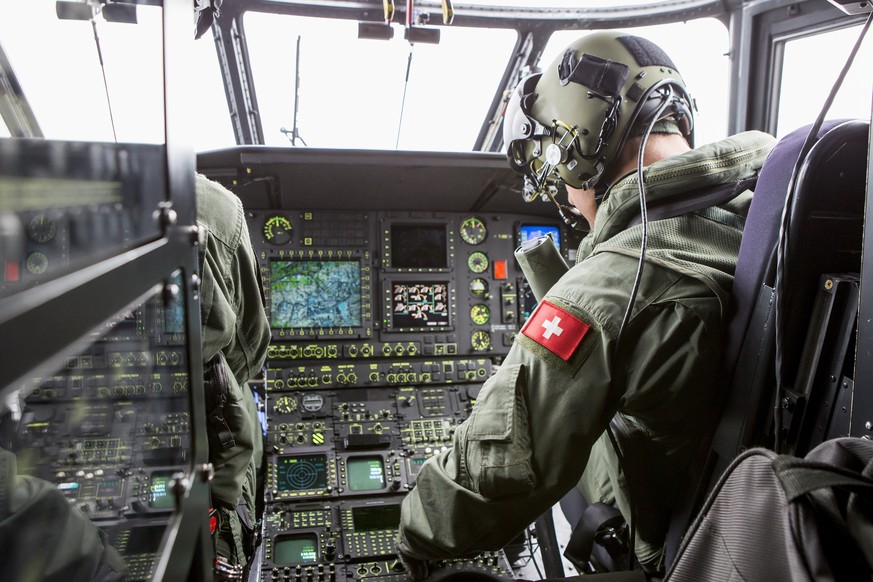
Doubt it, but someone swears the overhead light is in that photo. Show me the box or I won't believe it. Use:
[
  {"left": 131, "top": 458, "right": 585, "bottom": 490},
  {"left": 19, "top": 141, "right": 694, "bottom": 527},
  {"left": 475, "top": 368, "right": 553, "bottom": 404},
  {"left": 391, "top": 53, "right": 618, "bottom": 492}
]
[
  {"left": 358, "top": 22, "right": 394, "bottom": 41},
  {"left": 56, "top": 1, "right": 139, "bottom": 24},
  {"left": 102, "top": 3, "right": 137, "bottom": 24},
  {"left": 404, "top": 26, "right": 440, "bottom": 45},
  {"left": 56, "top": 0, "right": 94, "bottom": 21}
]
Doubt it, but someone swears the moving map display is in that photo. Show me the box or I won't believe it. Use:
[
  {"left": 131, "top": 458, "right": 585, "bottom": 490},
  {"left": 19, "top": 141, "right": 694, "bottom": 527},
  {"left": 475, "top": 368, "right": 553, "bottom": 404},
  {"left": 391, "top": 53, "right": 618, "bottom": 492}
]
[{"left": 271, "top": 260, "right": 362, "bottom": 328}]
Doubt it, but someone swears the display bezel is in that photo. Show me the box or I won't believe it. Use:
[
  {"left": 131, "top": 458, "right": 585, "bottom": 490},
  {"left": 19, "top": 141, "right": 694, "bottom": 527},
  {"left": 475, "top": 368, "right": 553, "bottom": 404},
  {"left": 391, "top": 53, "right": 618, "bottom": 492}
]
[
  {"left": 382, "top": 219, "right": 454, "bottom": 273},
  {"left": 517, "top": 223, "right": 562, "bottom": 252},
  {"left": 263, "top": 250, "right": 373, "bottom": 340},
  {"left": 337, "top": 452, "right": 406, "bottom": 495},
  {"left": 381, "top": 277, "right": 455, "bottom": 332},
  {"left": 272, "top": 532, "right": 320, "bottom": 565},
  {"left": 268, "top": 450, "right": 338, "bottom": 499}
]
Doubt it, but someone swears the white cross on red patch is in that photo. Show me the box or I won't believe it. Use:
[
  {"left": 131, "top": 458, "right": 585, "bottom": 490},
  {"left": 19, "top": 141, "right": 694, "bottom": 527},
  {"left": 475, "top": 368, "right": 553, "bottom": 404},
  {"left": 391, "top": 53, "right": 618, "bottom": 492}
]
[
  {"left": 541, "top": 316, "right": 563, "bottom": 339},
  {"left": 521, "top": 300, "right": 589, "bottom": 361}
]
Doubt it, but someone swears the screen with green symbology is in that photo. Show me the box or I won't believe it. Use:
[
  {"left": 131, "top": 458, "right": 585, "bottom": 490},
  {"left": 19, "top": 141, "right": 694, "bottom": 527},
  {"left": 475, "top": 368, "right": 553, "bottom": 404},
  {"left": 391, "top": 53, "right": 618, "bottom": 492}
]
[
  {"left": 273, "top": 534, "right": 318, "bottom": 564},
  {"left": 347, "top": 456, "right": 386, "bottom": 491}
]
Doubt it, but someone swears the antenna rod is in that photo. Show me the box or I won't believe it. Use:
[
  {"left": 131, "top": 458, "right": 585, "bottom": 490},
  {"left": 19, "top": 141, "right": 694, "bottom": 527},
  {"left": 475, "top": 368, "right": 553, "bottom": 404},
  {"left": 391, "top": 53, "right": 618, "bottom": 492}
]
[
  {"left": 292, "top": 35, "right": 301, "bottom": 145},
  {"left": 395, "top": 45, "right": 413, "bottom": 150},
  {"left": 91, "top": 18, "right": 118, "bottom": 142}
]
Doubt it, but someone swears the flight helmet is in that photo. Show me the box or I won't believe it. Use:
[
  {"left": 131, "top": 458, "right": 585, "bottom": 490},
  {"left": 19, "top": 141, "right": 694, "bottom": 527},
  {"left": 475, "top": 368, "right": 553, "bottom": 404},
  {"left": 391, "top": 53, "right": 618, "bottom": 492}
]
[{"left": 504, "top": 31, "right": 695, "bottom": 208}]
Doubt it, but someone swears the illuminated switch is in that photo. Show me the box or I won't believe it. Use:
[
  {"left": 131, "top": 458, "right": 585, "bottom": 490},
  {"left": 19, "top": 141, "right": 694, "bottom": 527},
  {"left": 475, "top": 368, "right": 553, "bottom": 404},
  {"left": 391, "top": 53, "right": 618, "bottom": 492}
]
[
  {"left": 493, "top": 260, "right": 508, "bottom": 280},
  {"left": 5, "top": 261, "right": 20, "bottom": 282}
]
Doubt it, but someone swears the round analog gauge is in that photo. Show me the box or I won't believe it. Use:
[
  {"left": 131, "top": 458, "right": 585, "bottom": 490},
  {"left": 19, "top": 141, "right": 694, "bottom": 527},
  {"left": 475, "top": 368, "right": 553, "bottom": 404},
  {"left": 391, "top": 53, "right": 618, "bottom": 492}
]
[
  {"left": 470, "top": 304, "right": 491, "bottom": 325},
  {"left": 471, "top": 330, "right": 492, "bottom": 351},
  {"left": 469, "top": 277, "right": 489, "bottom": 298},
  {"left": 459, "top": 216, "right": 487, "bottom": 245},
  {"left": 301, "top": 393, "right": 324, "bottom": 412},
  {"left": 26, "top": 251, "right": 49, "bottom": 275},
  {"left": 263, "top": 215, "right": 293, "bottom": 245},
  {"left": 274, "top": 395, "right": 297, "bottom": 414},
  {"left": 27, "top": 214, "right": 56, "bottom": 244},
  {"left": 467, "top": 251, "right": 489, "bottom": 274}
]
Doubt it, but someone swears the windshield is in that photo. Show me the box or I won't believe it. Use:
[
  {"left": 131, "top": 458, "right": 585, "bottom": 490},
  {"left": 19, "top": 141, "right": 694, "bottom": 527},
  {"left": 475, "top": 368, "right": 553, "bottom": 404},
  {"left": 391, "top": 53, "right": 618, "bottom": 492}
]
[
  {"left": 244, "top": 13, "right": 517, "bottom": 152},
  {"left": 243, "top": 15, "right": 730, "bottom": 152},
  {"left": 1, "top": 1, "right": 731, "bottom": 152}
]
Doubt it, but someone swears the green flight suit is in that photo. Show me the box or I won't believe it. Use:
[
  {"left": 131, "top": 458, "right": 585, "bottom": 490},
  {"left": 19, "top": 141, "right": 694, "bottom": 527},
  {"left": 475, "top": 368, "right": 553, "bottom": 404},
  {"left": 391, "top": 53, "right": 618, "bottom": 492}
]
[
  {"left": 398, "top": 131, "right": 776, "bottom": 571},
  {"left": 196, "top": 174, "right": 271, "bottom": 566},
  {"left": 0, "top": 448, "right": 128, "bottom": 582}
]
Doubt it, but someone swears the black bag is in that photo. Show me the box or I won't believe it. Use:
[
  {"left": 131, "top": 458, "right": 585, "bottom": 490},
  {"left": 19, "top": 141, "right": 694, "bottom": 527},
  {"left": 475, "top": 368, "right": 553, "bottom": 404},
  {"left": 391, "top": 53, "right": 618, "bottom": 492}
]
[{"left": 666, "top": 437, "right": 873, "bottom": 582}]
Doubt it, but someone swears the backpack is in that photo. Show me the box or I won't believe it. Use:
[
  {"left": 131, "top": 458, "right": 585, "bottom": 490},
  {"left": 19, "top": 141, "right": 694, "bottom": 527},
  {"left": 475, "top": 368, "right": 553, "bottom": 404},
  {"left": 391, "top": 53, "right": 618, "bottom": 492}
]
[{"left": 665, "top": 437, "right": 873, "bottom": 582}]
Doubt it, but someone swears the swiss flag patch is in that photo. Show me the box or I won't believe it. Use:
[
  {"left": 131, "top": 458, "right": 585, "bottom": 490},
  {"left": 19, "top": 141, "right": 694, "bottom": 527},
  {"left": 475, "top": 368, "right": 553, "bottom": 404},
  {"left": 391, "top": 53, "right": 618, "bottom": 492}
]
[{"left": 521, "top": 300, "right": 590, "bottom": 361}]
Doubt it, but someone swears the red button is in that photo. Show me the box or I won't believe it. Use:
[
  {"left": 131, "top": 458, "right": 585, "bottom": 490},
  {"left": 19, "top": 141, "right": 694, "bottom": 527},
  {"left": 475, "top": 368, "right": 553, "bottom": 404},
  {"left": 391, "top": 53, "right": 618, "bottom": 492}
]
[
  {"left": 493, "top": 260, "right": 507, "bottom": 280},
  {"left": 5, "top": 261, "right": 20, "bottom": 282}
]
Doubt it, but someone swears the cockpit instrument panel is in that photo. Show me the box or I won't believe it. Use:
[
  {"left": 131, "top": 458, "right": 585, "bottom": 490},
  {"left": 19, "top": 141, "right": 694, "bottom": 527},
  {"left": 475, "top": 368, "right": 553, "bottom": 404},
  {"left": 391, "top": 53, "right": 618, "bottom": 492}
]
[
  {"left": 250, "top": 210, "right": 575, "bottom": 355},
  {"left": 241, "top": 206, "right": 577, "bottom": 581}
]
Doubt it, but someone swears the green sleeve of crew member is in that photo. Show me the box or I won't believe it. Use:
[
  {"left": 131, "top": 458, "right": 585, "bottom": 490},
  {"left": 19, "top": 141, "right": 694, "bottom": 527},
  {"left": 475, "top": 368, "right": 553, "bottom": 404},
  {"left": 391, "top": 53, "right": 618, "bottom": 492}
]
[
  {"left": 399, "top": 296, "right": 613, "bottom": 559},
  {"left": 399, "top": 275, "right": 720, "bottom": 562},
  {"left": 0, "top": 449, "right": 128, "bottom": 582}
]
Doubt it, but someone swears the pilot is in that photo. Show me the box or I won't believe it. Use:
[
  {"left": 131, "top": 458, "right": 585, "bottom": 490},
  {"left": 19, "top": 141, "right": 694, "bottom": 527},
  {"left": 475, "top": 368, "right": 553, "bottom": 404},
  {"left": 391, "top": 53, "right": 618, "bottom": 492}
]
[
  {"left": 196, "top": 171, "right": 271, "bottom": 579},
  {"left": 396, "top": 31, "right": 776, "bottom": 577},
  {"left": 191, "top": 4, "right": 270, "bottom": 580}
]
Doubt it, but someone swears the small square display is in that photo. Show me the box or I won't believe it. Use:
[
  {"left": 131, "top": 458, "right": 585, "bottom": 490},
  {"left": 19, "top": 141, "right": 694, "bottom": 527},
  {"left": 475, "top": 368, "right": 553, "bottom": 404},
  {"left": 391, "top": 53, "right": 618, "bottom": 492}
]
[
  {"left": 347, "top": 456, "right": 386, "bottom": 491},
  {"left": 391, "top": 281, "right": 449, "bottom": 328},
  {"left": 274, "top": 533, "right": 318, "bottom": 564},
  {"left": 519, "top": 224, "right": 561, "bottom": 250},
  {"left": 276, "top": 454, "right": 329, "bottom": 492},
  {"left": 390, "top": 224, "right": 448, "bottom": 269}
]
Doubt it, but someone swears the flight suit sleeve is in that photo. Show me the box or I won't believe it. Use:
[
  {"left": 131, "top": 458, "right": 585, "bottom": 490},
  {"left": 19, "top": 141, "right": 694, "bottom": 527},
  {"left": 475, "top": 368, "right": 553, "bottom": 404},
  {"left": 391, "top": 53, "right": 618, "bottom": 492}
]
[
  {"left": 399, "top": 296, "right": 622, "bottom": 559},
  {"left": 398, "top": 274, "right": 723, "bottom": 562},
  {"left": 1, "top": 449, "right": 128, "bottom": 582}
]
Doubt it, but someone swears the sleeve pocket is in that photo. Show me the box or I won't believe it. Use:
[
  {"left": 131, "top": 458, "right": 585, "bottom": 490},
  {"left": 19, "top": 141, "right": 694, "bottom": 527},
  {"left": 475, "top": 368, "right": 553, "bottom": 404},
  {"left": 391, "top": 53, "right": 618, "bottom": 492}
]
[{"left": 461, "top": 363, "right": 536, "bottom": 500}]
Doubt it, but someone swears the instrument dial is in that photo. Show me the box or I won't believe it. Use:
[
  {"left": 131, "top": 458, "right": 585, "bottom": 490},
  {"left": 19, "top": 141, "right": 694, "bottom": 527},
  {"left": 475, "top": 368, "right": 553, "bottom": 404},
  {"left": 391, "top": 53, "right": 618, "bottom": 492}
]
[
  {"left": 471, "top": 330, "right": 492, "bottom": 351},
  {"left": 274, "top": 396, "right": 298, "bottom": 414},
  {"left": 470, "top": 304, "right": 490, "bottom": 325},
  {"left": 26, "top": 251, "right": 49, "bottom": 275},
  {"left": 469, "top": 277, "right": 489, "bottom": 298},
  {"left": 264, "top": 215, "right": 293, "bottom": 245},
  {"left": 467, "top": 251, "right": 489, "bottom": 274},
  {"left": 301, "top": 393, "right": 324, "bottom": 412},
  {"left": 459, "top": 216, "right": 487, "bottom": 245},
  {"left": 27, "top": 214, "right": 56, "bottom": 244}
]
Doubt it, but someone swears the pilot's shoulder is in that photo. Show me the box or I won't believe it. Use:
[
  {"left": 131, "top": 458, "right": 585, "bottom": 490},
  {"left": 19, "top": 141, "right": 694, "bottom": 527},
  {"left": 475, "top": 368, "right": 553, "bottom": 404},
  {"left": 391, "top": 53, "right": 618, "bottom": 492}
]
[{"left": 195, "top": 174, "right": 244, "bottom": 244}]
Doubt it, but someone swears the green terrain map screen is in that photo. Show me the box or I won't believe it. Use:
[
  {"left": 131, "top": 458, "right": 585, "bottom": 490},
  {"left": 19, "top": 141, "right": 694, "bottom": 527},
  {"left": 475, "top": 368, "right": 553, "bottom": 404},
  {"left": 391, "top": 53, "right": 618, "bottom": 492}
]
[{"left": 270, "top": 260, "right": 362, "bottom": 328}]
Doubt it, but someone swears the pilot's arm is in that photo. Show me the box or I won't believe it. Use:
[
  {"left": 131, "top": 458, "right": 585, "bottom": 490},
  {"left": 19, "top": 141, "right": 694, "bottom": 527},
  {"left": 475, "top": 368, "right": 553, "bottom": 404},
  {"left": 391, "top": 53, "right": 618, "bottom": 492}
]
[
  {"left": 398, "top": 291, "right": 615, "bottom": 560},
  {"left": 1, "top": 448, "right": 128, "bottom": 582},
  {"left": 398, "top": 258, "right": 722, "bottom": 564}
]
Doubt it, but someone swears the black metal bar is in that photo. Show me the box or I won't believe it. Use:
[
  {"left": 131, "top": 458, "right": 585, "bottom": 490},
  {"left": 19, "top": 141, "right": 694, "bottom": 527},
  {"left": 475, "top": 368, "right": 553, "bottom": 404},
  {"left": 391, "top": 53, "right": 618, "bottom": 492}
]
[
  {"left": 535, "top": 510, "right": 566, "bottom": 579},
  {"left": 0, "top": 237, "right": 190, "bottom": 393},
  {"left": 852, "top": 94, "right": 873, "bottom": 440},
  {"left": 158, "top": 0, "right": 211, "bottom": 579}
]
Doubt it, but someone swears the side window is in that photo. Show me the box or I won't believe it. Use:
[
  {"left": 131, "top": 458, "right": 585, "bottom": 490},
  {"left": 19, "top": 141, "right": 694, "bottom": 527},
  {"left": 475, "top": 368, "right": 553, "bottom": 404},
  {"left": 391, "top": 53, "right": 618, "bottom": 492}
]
[{"left": 776, "top": 23, "right": 873, "bottom": 138}]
